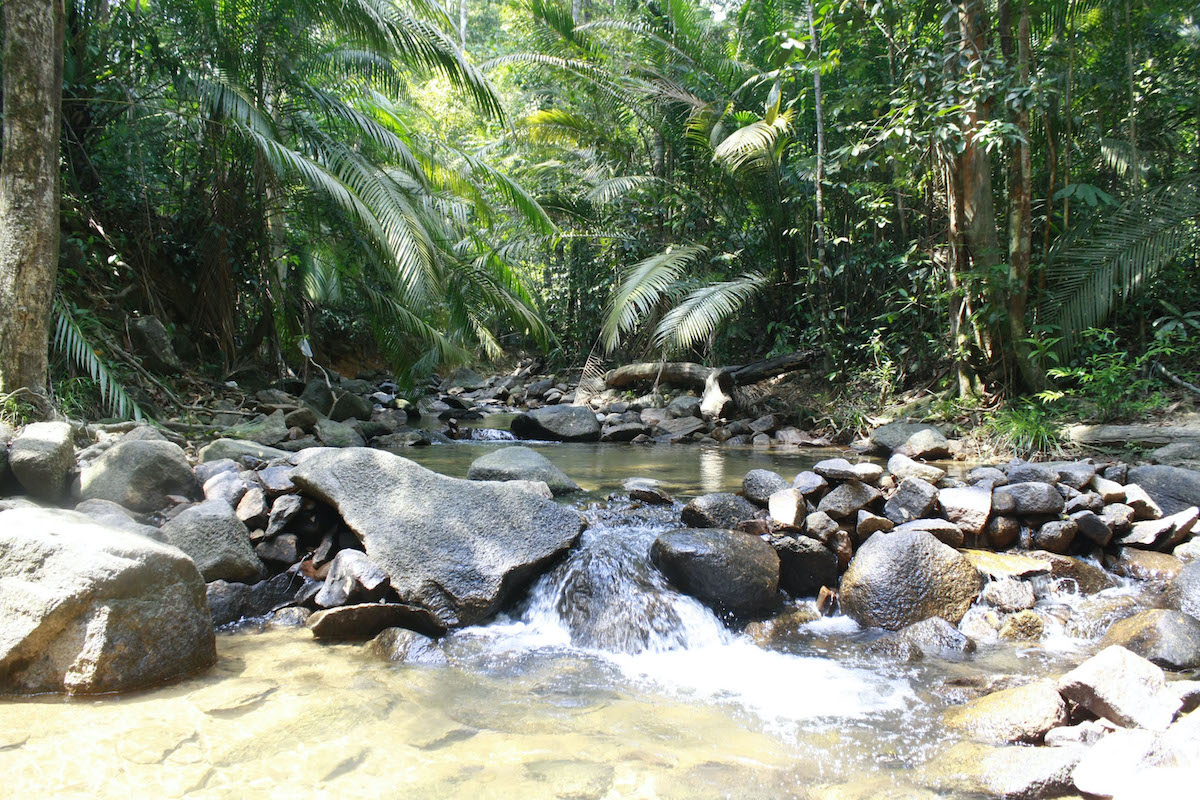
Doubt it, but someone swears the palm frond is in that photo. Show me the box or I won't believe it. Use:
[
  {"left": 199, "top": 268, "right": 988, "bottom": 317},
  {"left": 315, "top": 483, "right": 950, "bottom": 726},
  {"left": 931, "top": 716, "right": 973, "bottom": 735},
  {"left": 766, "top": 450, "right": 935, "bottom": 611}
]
[
  {"left": 713, "top": 111, "right": 792, "bottom": 173},
  {"left": 52, "top": 300, "right": 144, "bottom": 421},
  {"left": 601, "top": 244, "right": 709, "bottom": 352},
  {"left": 1041, "top": 177, "right": 1200, "bottom": 357},
  {"left": 653, "top": 273, "right": 769, "bottom": 354},
  {"left": 585, "top": 175, "right": 663, "bottom": 204}
]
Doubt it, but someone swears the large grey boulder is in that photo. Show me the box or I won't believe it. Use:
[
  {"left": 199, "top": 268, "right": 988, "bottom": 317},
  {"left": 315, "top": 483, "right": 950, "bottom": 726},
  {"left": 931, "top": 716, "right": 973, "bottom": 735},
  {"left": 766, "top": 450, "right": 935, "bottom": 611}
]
[
  {"left": 330, "top": 392, "right": 373, "bottom": 423},
  {"left": 223, "top": 410, "right": 288, "bottom": 447},
  {"left": 127, "top": 315, "right": 183, "bottom": 374},
  {"left": 767, "top": 533, "right": 838, "bottom": 597},
  {"left": 1127, "top": 464, "right": 1200, "bottom": 516},
  {"left": 993, "top": 481, "right": 1065, "bottom": 516},
  {"left": 681, "top": 492, "right": 759, "bottom": 529},
  {"left": 160, "top": 499, "right": 264, "bottom": 583},
  {"left": 816, "top": 480, "right": 881, "bottom": 519},
  {"left": 839, "top": 530, "right": 982, "bottom": 630},
  {"left": 8, "top": 421, "right": 74, "bottom": 501},
  {"left": 510, "top": 406, "right": 601, "bottom": 442},
  {"left": 291, "top": 448, "right": 584, "bottom": 628},
  {"left": 650, "top": 528, "right": 780, "bottom": 615},
  {"left": 466, "top": 446, "right": 580, "bottom": 496},
  {"left": 0, "top": 508, "right": 215, "bottom": 694},
  {"left": 73, "top": 499, "right": 165, "bottom": 541},
  {"left": 884, "top": 476, "right": 938, "bottom": 524},
  {"left": 299, "top": 379, "right": 335, "bottom": 416},
  {"left": 78, "top": 439, "right": 198, "bottom": 512}
]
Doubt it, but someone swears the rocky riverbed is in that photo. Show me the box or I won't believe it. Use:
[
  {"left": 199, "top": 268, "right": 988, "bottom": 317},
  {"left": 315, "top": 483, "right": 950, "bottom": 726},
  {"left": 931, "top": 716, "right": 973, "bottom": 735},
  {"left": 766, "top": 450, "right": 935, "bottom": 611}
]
[{"left": 3, "top": 383, "right": 1200, "bottom": 797}]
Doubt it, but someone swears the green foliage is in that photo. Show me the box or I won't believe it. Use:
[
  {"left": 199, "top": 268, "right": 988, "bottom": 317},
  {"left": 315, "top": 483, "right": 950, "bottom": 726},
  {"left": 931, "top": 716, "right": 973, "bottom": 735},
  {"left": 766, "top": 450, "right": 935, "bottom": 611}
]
[
  {"left": 983, "top": 402, "right": 1063, "bottom": 461},
  {"left": 51, "top": 301, "right": 144, "bottom": 421},
  {"left": 1045, "top": 328, "right": 1170, "bottom": 422}
]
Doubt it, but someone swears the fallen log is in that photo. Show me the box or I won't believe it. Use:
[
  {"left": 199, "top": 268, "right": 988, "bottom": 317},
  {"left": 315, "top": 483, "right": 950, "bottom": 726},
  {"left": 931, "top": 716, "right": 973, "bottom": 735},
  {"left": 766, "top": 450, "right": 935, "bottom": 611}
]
[{"left": 603, "top": 351, "right": 817, "bottom": 419}]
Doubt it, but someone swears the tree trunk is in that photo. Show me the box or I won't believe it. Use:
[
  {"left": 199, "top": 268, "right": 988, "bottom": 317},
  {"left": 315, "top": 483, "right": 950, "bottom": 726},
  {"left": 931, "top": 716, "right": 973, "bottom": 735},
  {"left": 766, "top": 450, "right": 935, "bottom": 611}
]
[
  {"left": 999, "top": 0, "right": 1044, "bottom": 390},
  {"left": 459, "top": 0, "right": 468, "bottom": 49},
  {"left": 0, "top": 0, "right": 65, "bottom": 400},
  {"left": 1125, "top": 0, "right": 1139, "bottom": 194}
]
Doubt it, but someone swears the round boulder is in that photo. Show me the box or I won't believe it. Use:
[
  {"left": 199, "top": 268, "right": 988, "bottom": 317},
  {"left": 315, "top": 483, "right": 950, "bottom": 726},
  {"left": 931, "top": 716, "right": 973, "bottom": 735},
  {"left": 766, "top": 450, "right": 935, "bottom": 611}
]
[
  {"left": 79, "top": 439, "right": 198, "bottom": 513},
  {"left": 0, "top": 507, "right": 215, "bottom": 694},
  {"left": 839, "top": 530, "right": 982, "bottom": 630},
  {"left": 650, "top": 528, "right": 780, "bottom": 615},
  {"left": 160, "top": 499, "right": 265, "bottom": 582},
  {"left": 681, "top": 492, "right": 759, "bottom": 529},
  {"left": 742, "top": 469, "right": 789, "bottom": 506},
  {"left": 466, "top": 446, "right": 580, "bottom": 495},
  {"left": 510, "top": 406, "right": 601, "bottom": 442},
  {"left": 1171, "top": 559, "right": 1200, "bottom": 621}
]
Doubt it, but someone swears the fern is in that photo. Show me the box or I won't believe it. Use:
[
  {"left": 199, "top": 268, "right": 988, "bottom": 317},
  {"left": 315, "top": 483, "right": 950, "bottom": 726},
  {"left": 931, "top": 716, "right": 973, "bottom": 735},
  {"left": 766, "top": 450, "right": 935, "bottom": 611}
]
[
  {"left": 601, "top": 244, "right": 710, "bottom": 352},
  {"left": 1040, "top": 177, "right": 1200, "bottom": 358},
  {"left": 52, "top": 300, "right": 144, "bottom": 421}
]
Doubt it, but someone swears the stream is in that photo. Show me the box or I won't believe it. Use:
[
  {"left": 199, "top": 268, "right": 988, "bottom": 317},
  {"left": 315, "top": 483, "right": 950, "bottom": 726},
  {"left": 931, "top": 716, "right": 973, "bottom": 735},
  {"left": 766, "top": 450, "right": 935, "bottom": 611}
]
[{"left": 0, "top": 436, "right": 1140, "bottom": 798}]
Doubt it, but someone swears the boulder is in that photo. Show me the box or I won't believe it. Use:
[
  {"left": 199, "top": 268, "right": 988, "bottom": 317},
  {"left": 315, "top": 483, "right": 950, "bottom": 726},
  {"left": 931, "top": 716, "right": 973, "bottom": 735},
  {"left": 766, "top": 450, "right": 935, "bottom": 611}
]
[
  {"left": 291, "top": 448, "right": 583, "bottom": 627},
  {"left": 767, "top": 533, "right": 838, "bottom": 597},
  {"left": 937, "top": 486, "right": 991, "bottom": 536},
  {"left": 766, "top": 489, "right": 805, "bottom": 528},
  {"left": 887, "top": 453, "right": 946, "bottom": 483},
  {"left": 1173, "top": 560, "right": 1200, "bottom": 620},
  {"left": 1033, "top": 519, "right": 1077, "bottom": 554},
  {"left": 466, "top": 446, "right": 580, "bottom": 496},
  {"left": 442, "top": 367, "right": 485, "bottom": 391},
  {"left": 623, "top": 478, "right": 672, "bottom": 505},
  {"left": 884, "top": 477, "right": 938, "bottom": 525},
  {"left": 891, "top": 518, "right": 964, "bottom": 547},
  {"left": 223, "top": 410, "right": 288, "bottom": 446},
  {"left": 314, "top": 418, "right": 365, "bottom": 448},
  {"left": 980, "top": 578, "right": 1036, "bottom": 612},
  {"left": 127, "top": 315, "right": 183, "bottom": 374},
  {"left": 741, "top": 469, "right": 789, "bottom": 506},
  {"left": 838, "top": 530, "right": 981, "bottom": 630},
  {"left": 1123, "top": 483, "right": 1164, "bottom": 520},
  {"left": 650, "top": 528, "right": 780, "bottom": 615},
  {"left": 1119, "top": 506, "right": 1199, "bottom": 550},
  {"left": 681, "top": 492, "right": 759, "bottom": 529},
  {"left": 961, "top": 549, "right": 1051, "bottom": 581},
  {"left": 197, "top": 438, "right": 289, "bottom": 463},
  {"left": 967, "top": 466, "right": 1008, "bottom": 486},
  {"left": 601, "top": 422, "right": 651, "bottom": 442},
  {"left": 813, "top": 458, "right": 861, "bottom": 482},
  {"left": 918, "top": 741, "right": 1084, "bottom": 800},
  {"left": 1099, "top": 609, "right": 1200, "bottom": 670},
  {"left": 893, "top": 616, "right": 975, "bottom": 656},
  {"left": 999, "top": 609, "right": 1045, "bottom": 640},
  {"left": 206, "top": 572, "right": 300, "bottom": 627},
  {"left": 816, "top": 480, "right": 881, "bottom": 519},
  {"left": 870, "top": 422, "right": 950, "bottom": 458},
  {"left": 368, "top": 627, "right": 448, "bottom": 665},
  {"left": 307, "top": 602, "right": 442, "bottom": 640},
  {"left": 314, "top": 549, "right": 390, "bottom": 608},
  {"left": 1106, "top": 548, "right": 1184, "bottom": 583},
  {"left": 511, "top": 406, "right": 601, "bottom": 442},
  {"left": 1126, "top": 464, "right": 1200, "bottom": 516},
  {"left": 330, "top": 392, "right": 373, "bottom": 423},
  {"left": 202, "top": 470, "right": 249, "bottom": 508},
  {"left": 8, "top": 421, "right": 74, "bottom": 501},
  {"left": 160, "top": 499, "right": 265, "bottom": 583},
  {"left": 0, "top": 508, "right": 215, "bottom": 694},
  {"left": 73, "top": 499, "right": 164, "bottom": 541},
  {"left": 856, "top": 510, "right": 894, "bottom": 538},
  {"left": 992, "top": 482, "right": 1064, "bottom": 516},
  {"left": 943, "top": 680, "right": 1069, "bottom": 744},
  {"left": 299, "top": 379, "right": 335, "bottom": 416},
  {"left": 792, "top": 471, "right": 829, "bottom": 497},
  {"left": 1057, "top": 645, "right": 1182, "bottom": 730}
]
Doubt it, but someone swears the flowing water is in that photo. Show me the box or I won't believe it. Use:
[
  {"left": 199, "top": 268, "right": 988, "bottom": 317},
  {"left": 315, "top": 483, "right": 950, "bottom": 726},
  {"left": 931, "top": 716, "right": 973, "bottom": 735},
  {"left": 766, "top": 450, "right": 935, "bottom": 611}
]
[{"left": 0, "top": 439, "right": 1139, "bottom": 798}]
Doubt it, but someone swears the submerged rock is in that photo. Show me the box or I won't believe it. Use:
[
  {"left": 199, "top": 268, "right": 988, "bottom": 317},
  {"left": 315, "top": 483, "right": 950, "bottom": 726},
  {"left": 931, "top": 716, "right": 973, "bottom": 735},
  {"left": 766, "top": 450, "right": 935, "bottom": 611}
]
[
  {"left": 307, "top": 602, "right": 441, "bottom": 639},
  {"left": 207, "top": 572, "right": 301, "bottom": 627},
  {"left": 291, "top": 448, "right": 584, "bottom": 627},
  {"left": 838, "top": 530, "right": 981, "bottom": 630},
  {"left": 368, "top": 627, "right": 447, "bottom": 665},
  {"left": 78, "top": 439, "right": 198, "bottom": 513},
  {"left": 650, "top": 528, "right": 780, "bottom": 615},
  {"left": 466, "top": 446, "right": 580, "bottom": 495},
  {"left": 943, "top": 680, "right": 1069, "bottom": 744},
  {"left": 0, "top": 508, "right": 215, "bottom": 694}
]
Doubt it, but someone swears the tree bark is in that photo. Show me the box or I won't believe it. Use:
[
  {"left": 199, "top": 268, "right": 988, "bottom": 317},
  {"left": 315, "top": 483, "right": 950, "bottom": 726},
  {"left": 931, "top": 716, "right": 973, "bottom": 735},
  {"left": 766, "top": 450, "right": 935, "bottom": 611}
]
[
  {"left": 999, "top": 0, "right": 1043, "bottom": 390},
  {"left": 0, "top": 0, "right": 65, "bottom": 400}
]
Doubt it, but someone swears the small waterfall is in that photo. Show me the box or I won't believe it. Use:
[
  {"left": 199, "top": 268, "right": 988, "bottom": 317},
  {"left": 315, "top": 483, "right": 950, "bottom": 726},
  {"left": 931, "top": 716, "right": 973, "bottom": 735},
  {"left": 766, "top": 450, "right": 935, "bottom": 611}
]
[
  {"left": 463, "top": 502, "right": 916, "bottom": 725},
  {"left": 470, "top": 428, "right": 517, "bottom": 441}
]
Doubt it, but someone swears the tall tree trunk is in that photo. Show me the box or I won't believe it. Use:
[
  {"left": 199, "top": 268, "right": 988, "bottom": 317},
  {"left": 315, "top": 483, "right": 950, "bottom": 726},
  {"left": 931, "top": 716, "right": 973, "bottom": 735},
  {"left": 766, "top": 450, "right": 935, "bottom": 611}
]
[
  {"left": 1124, "top": 0, "right": 1139, "bottom": 194},
  {"left": 808, "top": 3, "right": 832, "bottom": 369},
  {"left": 0, "top": 0, "right": 65, "bottom": 401},
  {"left": 999, "top": 0, "right": 1044, "bottom": 390},
  {"left": 459, "top": 0, "right": 468, "bottom": 49},
  {"left": 955, "top": 0, "right": 1003, "bottom": 377}
]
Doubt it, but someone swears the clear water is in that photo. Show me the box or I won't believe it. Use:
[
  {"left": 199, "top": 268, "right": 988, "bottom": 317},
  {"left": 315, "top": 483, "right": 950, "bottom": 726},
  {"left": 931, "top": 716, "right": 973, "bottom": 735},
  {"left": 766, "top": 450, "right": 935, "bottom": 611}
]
[{"left": 0, "top": 440, "right": 1136, "bottom": 798}]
